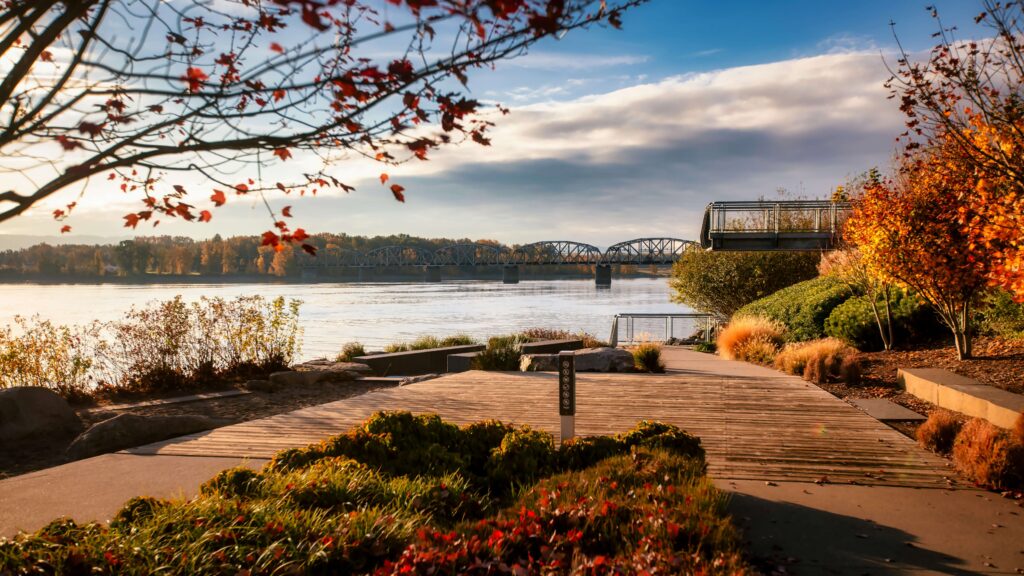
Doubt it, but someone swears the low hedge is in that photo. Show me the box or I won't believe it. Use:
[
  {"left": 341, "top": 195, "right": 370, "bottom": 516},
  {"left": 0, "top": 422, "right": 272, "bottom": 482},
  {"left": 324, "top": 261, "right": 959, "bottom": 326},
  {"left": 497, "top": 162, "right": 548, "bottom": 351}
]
[
  {"left": 824, "top": 289, "right": 941, "bottom": 351},
  {"left": 735, "top": 276, "right": 851, "bottom": 342}
]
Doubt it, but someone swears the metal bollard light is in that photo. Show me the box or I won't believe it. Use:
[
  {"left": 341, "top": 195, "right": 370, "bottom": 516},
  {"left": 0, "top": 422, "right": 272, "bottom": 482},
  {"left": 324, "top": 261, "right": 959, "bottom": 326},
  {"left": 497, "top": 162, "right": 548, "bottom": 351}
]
[{"left": 558, "top": 351, "right": 576, "bottom": 443}]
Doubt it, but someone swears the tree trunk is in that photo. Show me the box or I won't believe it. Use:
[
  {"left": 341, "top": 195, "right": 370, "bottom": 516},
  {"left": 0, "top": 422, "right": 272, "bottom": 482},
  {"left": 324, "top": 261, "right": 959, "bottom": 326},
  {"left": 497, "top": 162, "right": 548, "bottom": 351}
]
[
  {"left": 868, "top": 295, "right": 891, "bottom": 351},
  {"left": 883, "top": 286, "right": 895, "bottom": 350}
]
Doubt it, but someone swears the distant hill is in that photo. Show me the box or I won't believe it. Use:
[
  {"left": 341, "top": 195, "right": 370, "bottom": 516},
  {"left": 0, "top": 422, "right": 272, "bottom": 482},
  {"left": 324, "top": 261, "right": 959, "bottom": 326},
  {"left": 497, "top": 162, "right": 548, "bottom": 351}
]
[{"left": 0, "top": 235, "right": 127, "bottom": 251}]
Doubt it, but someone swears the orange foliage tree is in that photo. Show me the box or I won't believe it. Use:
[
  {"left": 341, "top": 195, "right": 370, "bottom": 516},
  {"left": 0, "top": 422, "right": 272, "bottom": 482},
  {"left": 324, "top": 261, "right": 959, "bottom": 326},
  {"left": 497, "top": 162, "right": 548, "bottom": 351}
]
[
  {"left": 0, "top": 0, "right": 643, "bottom": 252},
  {"left": 845, "top": 136, "right": 992, "bottom": 360},
  {"left": 889, "top": 1, "right": 1024, "bottom": 299}
]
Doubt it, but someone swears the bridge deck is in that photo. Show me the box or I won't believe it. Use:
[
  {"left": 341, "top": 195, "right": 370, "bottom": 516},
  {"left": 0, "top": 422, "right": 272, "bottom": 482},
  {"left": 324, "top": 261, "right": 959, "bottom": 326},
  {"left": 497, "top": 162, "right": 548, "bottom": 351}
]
[{"left": 131, "top": 349, "right": 953, "bottom": 488}]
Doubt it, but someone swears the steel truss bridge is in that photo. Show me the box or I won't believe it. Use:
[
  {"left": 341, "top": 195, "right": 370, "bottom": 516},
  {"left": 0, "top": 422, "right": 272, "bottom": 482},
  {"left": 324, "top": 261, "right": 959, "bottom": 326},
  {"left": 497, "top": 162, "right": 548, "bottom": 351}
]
[{"left": 300, "top": 237, "right": 696, "bottom": 269}]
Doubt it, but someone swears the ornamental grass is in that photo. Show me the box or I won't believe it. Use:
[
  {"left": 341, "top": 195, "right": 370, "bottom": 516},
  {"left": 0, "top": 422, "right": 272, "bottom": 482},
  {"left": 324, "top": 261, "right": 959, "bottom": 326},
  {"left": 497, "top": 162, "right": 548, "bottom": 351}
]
[
  {"left": 0, "top": 412, "right": 751, "bottom": 575},
  {"left": 916, "top": 410, "right": 962, "bottom": 455},
  {"left": 716, "top": 316, "right": 785, "bottom": 362},
  {"left": 773, "top": 338, "right": 861, "bottom": 384},
  {"left": 951, "top": 418, "right": 1024, "bottom": 491},
  {"left": 631, "top": 341, "right": 666, "bottom": 373}
]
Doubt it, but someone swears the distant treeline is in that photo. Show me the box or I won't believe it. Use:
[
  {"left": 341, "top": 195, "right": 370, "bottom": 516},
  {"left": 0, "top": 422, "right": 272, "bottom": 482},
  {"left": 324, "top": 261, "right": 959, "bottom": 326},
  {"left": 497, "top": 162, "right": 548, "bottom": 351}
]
[{"left": 0, "top": 234, "right": 509, "bottom": 279}]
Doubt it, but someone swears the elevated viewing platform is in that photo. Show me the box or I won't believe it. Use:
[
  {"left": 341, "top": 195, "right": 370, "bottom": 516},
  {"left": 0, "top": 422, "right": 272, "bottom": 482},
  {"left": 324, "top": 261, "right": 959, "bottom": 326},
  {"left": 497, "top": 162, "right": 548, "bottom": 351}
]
[{"left": 700, "top": 200, "right": 852, "bottom": 251}]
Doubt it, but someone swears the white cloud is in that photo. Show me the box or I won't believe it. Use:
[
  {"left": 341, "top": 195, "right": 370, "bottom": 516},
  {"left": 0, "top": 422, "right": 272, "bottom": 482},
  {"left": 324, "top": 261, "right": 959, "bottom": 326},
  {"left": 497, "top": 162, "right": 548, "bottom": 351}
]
[{"left": 506, "top": 51, "right": 650, "bottom": 70}]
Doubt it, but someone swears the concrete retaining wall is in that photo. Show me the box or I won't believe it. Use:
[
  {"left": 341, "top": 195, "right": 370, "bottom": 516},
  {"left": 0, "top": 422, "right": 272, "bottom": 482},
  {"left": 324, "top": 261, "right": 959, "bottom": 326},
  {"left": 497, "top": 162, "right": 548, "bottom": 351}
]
[
  {"left": 355, "top": 344, "right": 485, "bottom": 376},
  {"left": 519, "top": 339, "right": 584, "bottom": 355},
  {"left": 898, "top": 368, "right": 1024, "bottom": 429}
]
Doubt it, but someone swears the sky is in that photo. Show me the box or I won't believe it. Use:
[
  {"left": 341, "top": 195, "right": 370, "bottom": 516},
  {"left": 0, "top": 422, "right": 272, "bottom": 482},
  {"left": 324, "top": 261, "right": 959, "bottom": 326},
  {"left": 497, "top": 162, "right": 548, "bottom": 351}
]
[{"left": 0, "top": 0, "right": 991, "bottom": 249}]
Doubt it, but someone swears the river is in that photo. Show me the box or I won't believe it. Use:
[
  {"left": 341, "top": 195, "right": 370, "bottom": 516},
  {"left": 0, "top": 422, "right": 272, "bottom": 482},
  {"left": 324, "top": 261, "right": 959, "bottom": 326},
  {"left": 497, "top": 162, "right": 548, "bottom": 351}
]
[{"left": 0, "top": 278, "right": 693, "bottom": 359}]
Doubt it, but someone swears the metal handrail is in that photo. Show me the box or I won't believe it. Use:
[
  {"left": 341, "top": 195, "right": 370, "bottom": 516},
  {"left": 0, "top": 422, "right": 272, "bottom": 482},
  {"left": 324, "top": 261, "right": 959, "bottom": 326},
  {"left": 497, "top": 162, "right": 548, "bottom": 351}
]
[{"left": 609, "top": 313, "right": 718, "bottom": 347}]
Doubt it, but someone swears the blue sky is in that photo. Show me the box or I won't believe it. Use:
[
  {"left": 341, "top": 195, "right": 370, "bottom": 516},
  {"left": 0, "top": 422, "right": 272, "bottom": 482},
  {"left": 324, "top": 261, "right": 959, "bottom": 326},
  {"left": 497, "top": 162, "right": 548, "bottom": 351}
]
[{"left": 1, "top": 0, "right": 991, "bottom": 248}]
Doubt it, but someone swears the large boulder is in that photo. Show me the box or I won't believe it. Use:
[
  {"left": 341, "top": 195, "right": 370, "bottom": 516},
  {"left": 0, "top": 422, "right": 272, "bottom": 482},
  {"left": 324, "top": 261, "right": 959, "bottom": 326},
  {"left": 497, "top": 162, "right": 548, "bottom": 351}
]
[
  {"left": 573, "top": 347, "right": 635, "bottom": 373},
  {"left": 269, "top": 360, "right": 371, "bottom": 387},
  {"left": 0, "top": 387, "right": 82, "bottom": 441},
  {"left": 520, "top": 354, "right": 558, "bottom": 372},
  {"left": 66, "top": 413, "right": 231, "bottom": 460}
]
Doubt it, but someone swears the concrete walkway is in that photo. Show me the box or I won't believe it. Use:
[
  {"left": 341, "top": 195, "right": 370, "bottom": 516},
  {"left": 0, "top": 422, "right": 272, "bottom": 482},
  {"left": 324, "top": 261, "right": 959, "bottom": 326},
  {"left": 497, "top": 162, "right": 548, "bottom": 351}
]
[{"left": 1, "top": 348, "right": 1021, "bottom": 574}]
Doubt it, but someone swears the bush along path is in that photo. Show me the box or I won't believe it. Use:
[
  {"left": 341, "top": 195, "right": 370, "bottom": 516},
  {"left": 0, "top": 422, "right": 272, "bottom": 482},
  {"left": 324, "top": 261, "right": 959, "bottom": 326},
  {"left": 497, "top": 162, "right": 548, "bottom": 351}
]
[{"left": 0, "top": 412, "right": 751, "bottom": 575}]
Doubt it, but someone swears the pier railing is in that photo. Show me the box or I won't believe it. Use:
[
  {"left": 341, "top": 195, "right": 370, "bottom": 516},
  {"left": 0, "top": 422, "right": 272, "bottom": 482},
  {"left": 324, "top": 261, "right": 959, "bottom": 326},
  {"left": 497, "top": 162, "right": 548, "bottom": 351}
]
[{"left": 610, "top": 313, "right": 719, "bottom": 347}]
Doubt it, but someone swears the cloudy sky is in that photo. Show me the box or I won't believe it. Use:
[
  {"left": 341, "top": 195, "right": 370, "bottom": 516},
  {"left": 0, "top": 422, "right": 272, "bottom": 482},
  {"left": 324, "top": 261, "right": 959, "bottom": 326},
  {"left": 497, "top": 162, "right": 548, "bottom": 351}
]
[{"left": 0, "top": 0, "right": 989, "bottom": 248}]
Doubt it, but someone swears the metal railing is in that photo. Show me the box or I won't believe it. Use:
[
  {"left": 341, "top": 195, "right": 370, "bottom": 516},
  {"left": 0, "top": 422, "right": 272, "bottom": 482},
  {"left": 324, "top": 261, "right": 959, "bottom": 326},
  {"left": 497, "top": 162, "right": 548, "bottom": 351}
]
[
  {"left": 700, "top": 200, "right": 852, "bottom": 251},
  {"left": 609, "top": 313, "right": 718, "bottom": 347}
]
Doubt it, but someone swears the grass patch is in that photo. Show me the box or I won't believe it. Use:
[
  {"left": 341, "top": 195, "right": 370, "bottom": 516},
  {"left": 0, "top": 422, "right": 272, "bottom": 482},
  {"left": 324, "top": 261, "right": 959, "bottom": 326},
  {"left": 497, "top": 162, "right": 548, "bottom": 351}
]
[
  {"left": 916, "top": 410, "right": 962, "bottom": 455},
  {"left": 383, "top": 334, "right": 478, "bottom": 353},
  {"left": 336, "top": 341, "right": 367, "bottom": 361},
  {"left": 773, "top": 338, "right": 860, "bottom": 384},
  {"left": 0, "top": 412, "right": 749, "bottom": 574},
  {"left": 631, "top": 341, "right": 666, "bottom": 373},
  {"left": 471, "top": 334, "right": 531, "bottom": 371},
  {"left": 717, "top": 316, "right": 785, "bottom": 363},
  {"left": 951, "top": 418, "right": 1024, "bottom": 491},
  {"left": 518, "top": 327, "right": 607, "bottom": 348}
]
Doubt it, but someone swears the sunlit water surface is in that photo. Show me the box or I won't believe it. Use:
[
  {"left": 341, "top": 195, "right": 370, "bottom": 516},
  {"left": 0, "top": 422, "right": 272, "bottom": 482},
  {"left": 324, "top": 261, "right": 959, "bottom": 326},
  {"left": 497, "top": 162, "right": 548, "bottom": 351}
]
[{"left": 0, "top": 278, "right": 690, "bottom": 359}]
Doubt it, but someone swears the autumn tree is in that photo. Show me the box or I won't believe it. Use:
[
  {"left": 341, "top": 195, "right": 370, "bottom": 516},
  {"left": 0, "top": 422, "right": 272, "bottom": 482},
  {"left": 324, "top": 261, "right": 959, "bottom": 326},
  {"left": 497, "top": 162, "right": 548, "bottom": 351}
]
[
  {"left": 845, "top": 136, "right": 992, "bottom": 359},
  {"left": 889, "top": 0, "right": 1024, "bottom": 299},
  {"left": 0, "top": 0, "right": 642, "bottom": 252}
]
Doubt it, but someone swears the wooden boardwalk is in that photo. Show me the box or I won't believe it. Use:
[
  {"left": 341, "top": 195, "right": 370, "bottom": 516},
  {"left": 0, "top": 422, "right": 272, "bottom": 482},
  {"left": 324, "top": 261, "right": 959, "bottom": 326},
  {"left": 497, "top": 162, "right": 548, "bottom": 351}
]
[{"left": 130, "top": 349, "right": 954, "bottom": 488}]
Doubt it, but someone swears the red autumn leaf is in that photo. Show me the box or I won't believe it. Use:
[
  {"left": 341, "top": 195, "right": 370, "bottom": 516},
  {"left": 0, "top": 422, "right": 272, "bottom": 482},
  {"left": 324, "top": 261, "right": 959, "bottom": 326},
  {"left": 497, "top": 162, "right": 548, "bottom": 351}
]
[
  {"left": 269, "top": 42, "right": 284, "bottom": 53},
  {"left": 56, "top": 135, "right": 80, "bottom": 150},
  {"left": 234, "top": 183, "right": 249, "bottom": 194},
  {"left": 199, "top": 210, "right": 212, "bottom": 222},
  {"left": 210, "top": 189, "right": 227, "bottom": 206},
  {"left": 301, "top": 243, "right": 317, "bottom": 256},
  {"left": 272, "top": 89, "right": 286, "bottom": 102},
  {"left": 272, "top": 147, "right": 292, "bottom": 161},
  {"left": 124, "top": 213, "right": 141, "bottom": 228},
  {"left": 281, "top": 205, "right": 292, "bottom": 217},
  {"left": 261, "top": 230, "right": 280, "bottom": 246},
  {"left": 379, "top": 173, "right": 389, "bottom": 184},
  {"left": 148, "top": 104, "right": 164, "bottom": 113},
  {"left": 390, "top": 184, "right": 405, "bottom": 202},
  {"left": 40, "top": 50, "right": 53, "bottom": 62},
  {"left": 60, "top": 225, "right": 71, "bottom": 234},
  {"left": 172, "top": 184, "right": 187, "bottom": 195},
  {"left": 292, "top": 228, "right": 309, "bottom": 242},
  {"left": 78, "top": 121, "right": 104, "bottom": 137},
  {"left": 181, "top": 67, "right": 208, "bottom": 93}
]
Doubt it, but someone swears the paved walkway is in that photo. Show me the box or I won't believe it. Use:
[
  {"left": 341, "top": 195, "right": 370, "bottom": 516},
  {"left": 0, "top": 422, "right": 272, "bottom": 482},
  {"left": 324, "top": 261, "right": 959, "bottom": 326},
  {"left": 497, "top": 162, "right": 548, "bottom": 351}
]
[{"left": 1, "top": 348, "right": 1021, "bottom": 574}]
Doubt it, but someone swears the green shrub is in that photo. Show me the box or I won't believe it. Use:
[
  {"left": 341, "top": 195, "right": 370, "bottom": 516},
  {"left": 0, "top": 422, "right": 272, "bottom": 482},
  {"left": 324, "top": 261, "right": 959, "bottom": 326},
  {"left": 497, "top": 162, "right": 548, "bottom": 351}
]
[
  {"left": 670, "top": 249, "right": 820, "bottom": 318},
  {"left": 384, "top": 334, "right": 479, "bottom": 353},
  {"left": 824, "top": 289, "right": 939, "bottom": 351},
  {"left": 336, "top": 341, "right": 366, "bottom": 361},
  {"left": 631, "top": 341, "right": 665, "bottom": 373},
  {"left": 487, "top": 428, "right": 557, "bottom": 491},
  {"left": 980, "top": 290, "right": 1024, "bottom": 340},
  {"left": 736, "top": 276, "right": 851, "bottom": 341},
  {"left": 693, "top": 341, "right": 717, "bottom": 353}
]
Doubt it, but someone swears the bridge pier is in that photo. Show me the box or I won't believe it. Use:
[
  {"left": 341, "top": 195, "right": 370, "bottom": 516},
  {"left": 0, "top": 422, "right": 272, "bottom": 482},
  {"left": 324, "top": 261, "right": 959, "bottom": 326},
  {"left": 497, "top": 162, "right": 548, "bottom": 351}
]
[
  {"left": 424, "top": 265, "right": 442, "bottom": 282},
  {"left": 594, "top": 264, "right": 612, "bottom": 288},
  {"left": 357, "top": 268, "right": 371, "bottom": 282},
  {"left": 502, "top": 265, "right": 520, "bottom": 284}
]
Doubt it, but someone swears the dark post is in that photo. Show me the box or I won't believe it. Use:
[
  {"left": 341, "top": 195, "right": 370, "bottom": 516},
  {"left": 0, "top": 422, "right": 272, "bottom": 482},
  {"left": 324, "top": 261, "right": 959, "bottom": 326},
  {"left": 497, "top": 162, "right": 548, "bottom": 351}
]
[
  {"left": 558, "top": 351, "right": 575, "bottom": 442},
  {"left": 594, "top": 263, "right": 612, "bottom": 288}
]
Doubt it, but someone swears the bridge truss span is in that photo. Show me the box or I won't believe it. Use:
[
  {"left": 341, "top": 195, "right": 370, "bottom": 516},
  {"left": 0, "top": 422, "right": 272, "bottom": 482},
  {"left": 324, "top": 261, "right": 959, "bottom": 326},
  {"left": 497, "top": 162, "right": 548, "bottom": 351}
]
[
  {"left": 362, "top": 245, "right": 435, "bottom": 268},
  {"left": 602, "top": 238, "right": 696, "bottom": 265},
  {"left": 434, "top": 243, "right": 508, "bottom": 267},
  {"left": 509, "top": 241, "right": 604, "bottom": 266}
]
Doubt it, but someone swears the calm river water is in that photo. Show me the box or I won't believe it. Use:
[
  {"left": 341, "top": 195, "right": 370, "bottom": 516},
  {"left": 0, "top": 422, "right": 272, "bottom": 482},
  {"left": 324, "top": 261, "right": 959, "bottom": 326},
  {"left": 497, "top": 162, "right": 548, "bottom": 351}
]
[{"left": 0, "top": 278, "right": 691, "bottom": 359}]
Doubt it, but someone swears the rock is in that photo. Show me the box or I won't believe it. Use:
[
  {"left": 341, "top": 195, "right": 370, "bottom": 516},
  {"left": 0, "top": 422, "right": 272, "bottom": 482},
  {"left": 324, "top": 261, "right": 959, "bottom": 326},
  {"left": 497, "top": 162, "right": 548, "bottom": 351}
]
[
  {"left": 66, "top": 413, "right": 231, "bottom": 460},
  {"left": 520, "top": 354, "right": 558, "bottom": 372},
  {"left": 573, "top": 347, "right": 635, "bottom": 373},
  {"left": 399, "top": 374, "right": 438, "bottom": 386},
  {"left": 268, "top": 367, "right": 361, "bottom": 387},
  {"left": 243, "top": 379, "right": 279, "bottom": 393},
  {"left": 292, "top": 359, "right": 372, "bottom": 375},
  {"left": 0, "top": 387, "right": 82, "bottom": 441}
]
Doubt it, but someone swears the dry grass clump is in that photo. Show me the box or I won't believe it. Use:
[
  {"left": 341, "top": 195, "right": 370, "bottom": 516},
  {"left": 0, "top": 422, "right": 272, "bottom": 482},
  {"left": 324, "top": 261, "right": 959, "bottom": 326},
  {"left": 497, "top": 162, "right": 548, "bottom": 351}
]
[
  {"left": 916, "top": 410, "right": 962, "bottom": 455},
  {"left": 717, "top": 316, "right": 785, "bottom": 362},
  {"left": 951, "top": 418, "right": 1024, "bottom": 491},
  {"left": 631, "top": 341, "right": 666, "bottom": 373},
  {"left": 773, "top": 338, "right": 860, "bottom": 384}
]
